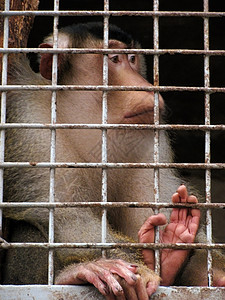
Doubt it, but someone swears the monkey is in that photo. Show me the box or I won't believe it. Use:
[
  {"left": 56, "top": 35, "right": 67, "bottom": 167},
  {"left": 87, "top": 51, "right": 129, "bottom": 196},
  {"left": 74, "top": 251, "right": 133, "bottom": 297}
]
[{"left": 1, "top": 22, "right": 225, "bottom": 299}]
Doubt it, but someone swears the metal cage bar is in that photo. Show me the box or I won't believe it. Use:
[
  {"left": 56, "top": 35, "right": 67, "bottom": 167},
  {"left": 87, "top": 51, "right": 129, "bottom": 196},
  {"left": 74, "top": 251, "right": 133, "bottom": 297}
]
[
  {"left": 153, "top": 0, "right": 161, "bottom": 276},
  {"left": 0, "top": 0, "right": 9, "bottom": 239},
  {"left": 1, "top": 11, "right": 225, "bottom": 17},
  {"left": 0, "top": 0, "right": 225, "bottom": 299},
  {"left": 203, "top": 0, "right": 213, "bottom": 287},
  {"left": 47, "top": 0, "right": 59, "bottom": 285},
  {"left": 101, "top": 0, "right": 109, "bottom": 259}
]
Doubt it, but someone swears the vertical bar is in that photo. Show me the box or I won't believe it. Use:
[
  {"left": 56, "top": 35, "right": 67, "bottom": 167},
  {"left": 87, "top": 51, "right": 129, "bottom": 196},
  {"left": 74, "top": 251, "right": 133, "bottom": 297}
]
[
  {"left": 0, "top": 0, "right": 10, "bottom": 237},
  {"left": 153, "top": 0, "right": 160, "bottom": 276},
  {"left": 48, "top": 0, "right": 59, "bottom": 285},
  {"left": 101, "top": 0, "right": 109, "bottom": 258},
  {"left": 203, "top": 0, "right": 213, "bottom": 287}
]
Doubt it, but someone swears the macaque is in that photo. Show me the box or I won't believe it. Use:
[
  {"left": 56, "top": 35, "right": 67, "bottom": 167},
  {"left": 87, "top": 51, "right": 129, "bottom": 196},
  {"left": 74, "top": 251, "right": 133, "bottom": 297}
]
[{"left": 2, "top": 22, "right": 225, "bottom": 299}]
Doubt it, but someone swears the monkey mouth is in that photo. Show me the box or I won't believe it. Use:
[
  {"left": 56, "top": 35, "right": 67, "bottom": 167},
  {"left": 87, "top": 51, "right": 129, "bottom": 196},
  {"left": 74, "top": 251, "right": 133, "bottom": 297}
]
[{"left": 124, "top": 109, "right": 154, "bottom": 124}]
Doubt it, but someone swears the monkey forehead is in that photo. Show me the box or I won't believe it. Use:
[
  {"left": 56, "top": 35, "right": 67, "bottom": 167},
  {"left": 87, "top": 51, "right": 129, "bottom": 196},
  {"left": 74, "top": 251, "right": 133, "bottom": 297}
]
[
  {"left": 81, "top": 37, "right": 128, "bottom": 50},
  {"left": 108, "top": 40, "right": 128, "bottom": 49},
  {"left": 43, "top": 32, "right": 72, "bottom": 48}
]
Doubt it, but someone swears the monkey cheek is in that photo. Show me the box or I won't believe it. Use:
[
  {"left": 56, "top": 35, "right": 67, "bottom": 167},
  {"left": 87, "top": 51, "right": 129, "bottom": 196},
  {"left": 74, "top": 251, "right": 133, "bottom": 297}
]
[{"left": 123, "top": 112, "right": 154, "bottom": 124}]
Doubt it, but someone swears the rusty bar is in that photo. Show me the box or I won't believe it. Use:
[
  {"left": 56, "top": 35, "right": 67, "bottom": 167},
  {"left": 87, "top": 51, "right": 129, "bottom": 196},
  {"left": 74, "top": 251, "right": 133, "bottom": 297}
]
[
  {"left": 153, "top": 0, "right": 161, "bottom": 277},
  {"left": 0, "top": 0, "right": 9, "bottom": 238},
  {"left": 1, "top": 48, "right": 225, "bottom": 56},
  {"left": 1, "top": 10, "right": 225, "bottom": 17},
  {"left": 1, "top": 201, "right": 225, "bottom": 209},
  {"left": 2, "top": 162, "right": 225, "bottom": 169},
  {"left": 1, "top": 85, "right": 225, "bottom": 93},
  {"left": 0, "top": 242, "right": 225, "bottom": 250},
  {"left": 204, "top": 0, "right": 213, "bottom": 287},
  {"left": 1, "top": 123, "right": 225, "bottom": 131},
  {"left": 46, "top": 0, "right": 59, "bottom": 285},
  {"left": 101, "top": 0, "right": 109, "bottom": 259}
]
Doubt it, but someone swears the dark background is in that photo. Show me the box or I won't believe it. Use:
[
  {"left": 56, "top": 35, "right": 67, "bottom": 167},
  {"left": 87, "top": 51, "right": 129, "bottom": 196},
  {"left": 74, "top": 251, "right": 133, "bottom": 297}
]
[{"left": 27, "top": 0, "right": 225, "bottom": 242}]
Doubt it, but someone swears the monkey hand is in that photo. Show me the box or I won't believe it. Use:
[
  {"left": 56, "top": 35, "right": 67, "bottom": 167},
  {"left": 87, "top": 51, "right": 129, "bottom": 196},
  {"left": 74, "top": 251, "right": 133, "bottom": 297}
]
[
  {"left": 55, "top": 258, "right": 160, "bottom": 299},
  {"left": 138, "top": 184, "right": 200, "bottom": 286}
]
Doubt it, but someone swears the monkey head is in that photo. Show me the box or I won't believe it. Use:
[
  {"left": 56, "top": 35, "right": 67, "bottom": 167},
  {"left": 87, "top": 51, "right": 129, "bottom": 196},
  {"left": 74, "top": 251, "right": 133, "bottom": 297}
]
[{"left": 39, "top": 22, "right": 164, "bottom": 125}]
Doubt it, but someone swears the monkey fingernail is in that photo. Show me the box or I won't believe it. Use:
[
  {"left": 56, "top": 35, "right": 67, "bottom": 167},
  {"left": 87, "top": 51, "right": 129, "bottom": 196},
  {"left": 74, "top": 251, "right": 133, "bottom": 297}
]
[
  {"left": 103, "top": 286, "right": 110, "bottom": 295},
  {"left": 116, "top": 286, "right": 124, "bottom": 293},
  {"left": 132, "top": 274, "right": 138, "bottom": 281}
]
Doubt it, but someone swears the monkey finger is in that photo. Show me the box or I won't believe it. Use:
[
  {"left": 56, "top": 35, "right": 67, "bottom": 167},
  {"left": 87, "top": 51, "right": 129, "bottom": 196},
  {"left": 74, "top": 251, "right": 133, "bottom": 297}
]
[
  {"left": 138, "top": 213, "right": 167, "bottom": 241},
  {"left": 109, "top": 259, "right": 138, "bottom": 274},
  {"left": 97, "top": 259, "right": 138, "bottom": 285},
  {"left": 110, "top": 265, "right": 138, "bottom": 286},
  {"left": 146, "top": 279, "right": 159, "bottom": 296},
  {"left": 176, "top": 185, "right": 188, "bottom": 203},
  {"left": 76, "top": 268, "right": 109, "bottom": 296},
  {"left": 134, "top": 274, "right": 149, "bottom": 300},
  {"left": 123, "top": 286, "right": 138, "bottom": 300},
  {"left": 187, "top": 195, "right": 198, "bottom": 203},
  {"left": 105, "top": 293, "right": 117, "bottom": 300},
  {"left": 101, "top": 272, "right": 124, "bottom": 297},
  {"left": 77, "top": 263, "right": 125, "bottom": 297},
  {"left": 114, "top": 275, "right": 138, "bottom": 300},
  {"left": 146, "top": 213, "right": 167, "bottom": 227},
  {"left": 172, "top": 192, "right": 181, "bottom": 203},
  {"left": 98, "top": 259, "right": 136, "bottom": 271}
]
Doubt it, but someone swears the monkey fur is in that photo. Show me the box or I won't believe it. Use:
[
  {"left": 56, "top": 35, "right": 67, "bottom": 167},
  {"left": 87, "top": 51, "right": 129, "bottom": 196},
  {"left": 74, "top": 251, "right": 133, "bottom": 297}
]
[{"left": 1, "top": 23, "right": 225, "bottom": 298}]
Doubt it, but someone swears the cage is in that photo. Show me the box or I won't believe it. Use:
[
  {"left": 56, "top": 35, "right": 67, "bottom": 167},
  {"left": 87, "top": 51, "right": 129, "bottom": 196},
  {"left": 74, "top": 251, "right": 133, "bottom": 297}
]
[{"left": 0, "top": 0, "right": 225, "bottom": 299}]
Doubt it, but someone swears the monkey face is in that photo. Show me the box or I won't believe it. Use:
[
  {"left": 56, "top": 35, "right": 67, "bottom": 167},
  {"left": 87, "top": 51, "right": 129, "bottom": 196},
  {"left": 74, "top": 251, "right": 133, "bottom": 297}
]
[
  {"left": 39, "top": 25, "right": 164, "bottom": 126},
  {"left": 107, "top": 40, "right": 164, "bottom": 125}
]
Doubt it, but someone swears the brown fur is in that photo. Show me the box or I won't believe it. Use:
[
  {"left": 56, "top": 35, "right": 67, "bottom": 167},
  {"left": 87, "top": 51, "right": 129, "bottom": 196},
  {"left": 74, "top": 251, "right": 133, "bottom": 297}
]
[{"left": 2, "top": 23, "right": 225, "bottom": 290}]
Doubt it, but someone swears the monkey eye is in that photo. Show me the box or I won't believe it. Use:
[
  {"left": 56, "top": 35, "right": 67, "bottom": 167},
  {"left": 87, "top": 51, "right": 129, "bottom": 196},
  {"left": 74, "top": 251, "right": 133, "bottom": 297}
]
[
  {"left": 109, "top": 55, "right": 120, "bottom": 63},
  {"left": 128, "top": 54, "right": 136, "bottom": 64}
]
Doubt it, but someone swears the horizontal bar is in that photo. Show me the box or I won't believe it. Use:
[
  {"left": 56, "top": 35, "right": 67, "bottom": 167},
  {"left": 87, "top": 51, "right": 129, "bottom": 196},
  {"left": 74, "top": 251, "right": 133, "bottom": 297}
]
[
  {"left": 1, "top": 202, "right": 225, "bottom": 209},
  {"left": 1, "top": 10, "right": 225, "bottom": 17},
  {"left": 1, "top": 123, "right": 225, "bottom": 131},
  {"left": 1, "top": 162, "right": 225, "bottom": 169},
  {"left": 1, "top": 85, "right": 225, "bottom": 93},
  {"left": 0, "top": 241, "right": 224, "bottom": 250},
  {"left": 1, "top": 285, "right": 225, "bottom": 300},
  {"left": 1, "top": 48, "right": 225, "bottom": 56}
]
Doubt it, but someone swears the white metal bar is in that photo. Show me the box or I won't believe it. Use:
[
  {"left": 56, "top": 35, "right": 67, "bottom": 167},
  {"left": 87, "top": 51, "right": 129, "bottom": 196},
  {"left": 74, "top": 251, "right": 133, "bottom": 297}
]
[
  {"left": 101, "top": 0, "right": 109, "bottom": 258},
  {"left": 1, "top": 48, "right": 225, "bottom": 56},
  {"left": 1, "top": 48, "right": 225, "bottom": 55},
  {"left": 0, "top": 202, "right": 224, "bottom": 209},
  {"left": 1, "top": 242, "right": 225, "bottom": 251},
  {"left": 0, "top": 0, "right": 10, "bottom": 237},
  {"left": 0, "top": 201, "right": 225, "bottom": 209},
  {"left": 153, "top": 0, "right": 161, "bottom": 276},
  {"left": 1, "top": 10, "right": 225, "bottom": 17},
  {"left": 2, "top": 123, "right": 225, "bottom": 131},
  {"left": 47, "top": 0, "right": 59, "bottom": 285},
  {"left": 204, "top": 0, "right": 213, "bottom": 287},
  {"left": 1, "top": 162, "right": 225, "bottom": 169},
  {"left": 1, "top": 85, "right": 225, "bottom": 93},
  {"left": 1, "top": 285, "right": 225, "bottom": 300}
]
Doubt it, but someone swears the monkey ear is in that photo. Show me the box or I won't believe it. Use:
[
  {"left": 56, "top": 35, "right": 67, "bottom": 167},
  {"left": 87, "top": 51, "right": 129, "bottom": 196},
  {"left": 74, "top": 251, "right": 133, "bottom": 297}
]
[{"left": 39, "top": 43, "right": 54, "bottom": 80}]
